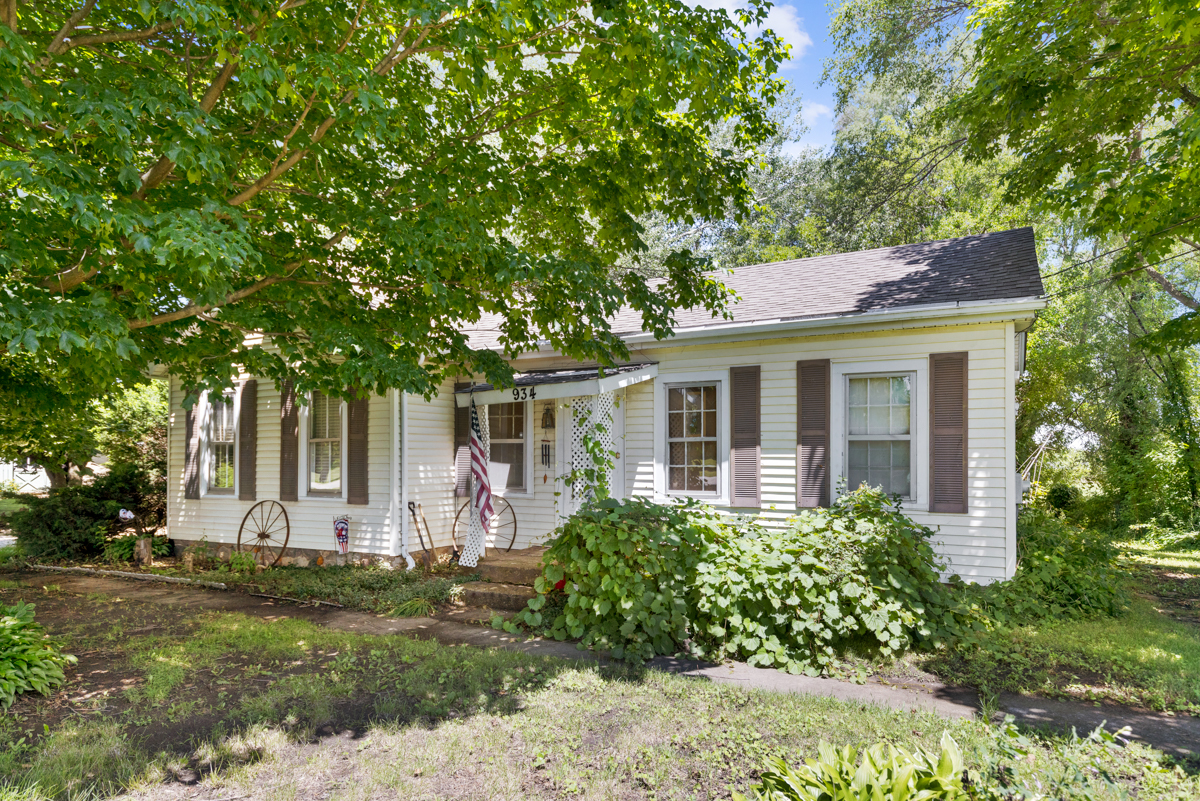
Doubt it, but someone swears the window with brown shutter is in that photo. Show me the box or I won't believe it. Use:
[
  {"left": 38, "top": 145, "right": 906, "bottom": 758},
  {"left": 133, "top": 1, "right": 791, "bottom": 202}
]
[
  {"left": 730, "top": 365, "right": 761, "bottom": 507},
  {"left": 238, "top": 380, "right": 257, "bottom": 501},
  {"left": 347, "top": 393, "right": 369, "bottom": 505},
  {"left": 279, "top": 381, "right": 299, "bottom": 502},
  {"left": 929, "top": 352, "right": 968, "bottom": 513},
  {"left": 184, "top": 397, "right": 200, "bottom": 500},
  {"left": 796, "top": 359, "right": 830, "bottom": 508},
  {"left": 454, "top": 382, "right": 471, "bottom": 497}
]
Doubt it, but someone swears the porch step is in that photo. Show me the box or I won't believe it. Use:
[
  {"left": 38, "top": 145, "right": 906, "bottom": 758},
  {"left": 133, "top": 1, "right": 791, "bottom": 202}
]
[
  {"left": 460, "top": 581, "right": 537, "bottom": 612},
  {"left": 476, "top": 545, "right": 547, "bottom": 587}
]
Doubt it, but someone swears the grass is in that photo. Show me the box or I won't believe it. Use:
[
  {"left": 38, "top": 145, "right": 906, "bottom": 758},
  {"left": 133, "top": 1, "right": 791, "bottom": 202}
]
[
  {"left": 2, "top": 584, "right": 1197, "bottom": 800},
  {"left": 176, "top": 561, "right": 482, "bottom": 616},
  {"left": 921, "top": 538, "right": 1200, "bottom": 714}
]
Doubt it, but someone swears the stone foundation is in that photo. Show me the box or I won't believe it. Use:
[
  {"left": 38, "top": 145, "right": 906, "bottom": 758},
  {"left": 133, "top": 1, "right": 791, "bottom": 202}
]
[{"left": 170, "top": 537, "right": 459, "bottom": 569}]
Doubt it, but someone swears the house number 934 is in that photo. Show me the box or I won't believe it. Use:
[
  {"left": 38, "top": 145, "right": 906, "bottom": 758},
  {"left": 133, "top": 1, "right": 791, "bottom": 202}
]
[{"left": 512, "top": 387, "right": 537, "bottom": 400}]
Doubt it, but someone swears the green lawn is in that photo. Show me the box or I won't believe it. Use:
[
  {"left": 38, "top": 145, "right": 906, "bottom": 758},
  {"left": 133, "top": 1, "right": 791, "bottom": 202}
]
[
  {"left": 921, "top": 541, "right": 1200, "bottom": 714},
  {"left": 2, "top": 583, "right": 1197, "bottom": 800}
]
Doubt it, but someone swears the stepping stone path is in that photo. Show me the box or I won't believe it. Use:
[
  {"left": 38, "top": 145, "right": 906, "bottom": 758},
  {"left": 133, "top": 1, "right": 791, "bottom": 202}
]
[{"left": 459, "top": 546, "right": 545, "bottom": 613}]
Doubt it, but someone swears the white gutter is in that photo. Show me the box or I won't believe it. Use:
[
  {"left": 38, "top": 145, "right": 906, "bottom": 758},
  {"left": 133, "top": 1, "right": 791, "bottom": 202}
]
[
  {"left": 620, "top": 297, "right": 1047, "bottom": 346},
  {"left": 453, "top": 363, "right": 658, "bottom": 408}
]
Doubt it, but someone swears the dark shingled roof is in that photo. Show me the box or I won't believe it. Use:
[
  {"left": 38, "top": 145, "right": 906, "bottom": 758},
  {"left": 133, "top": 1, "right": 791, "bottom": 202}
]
[{"left": 463, "top": 228, "right": 1044, "bottom": 349}]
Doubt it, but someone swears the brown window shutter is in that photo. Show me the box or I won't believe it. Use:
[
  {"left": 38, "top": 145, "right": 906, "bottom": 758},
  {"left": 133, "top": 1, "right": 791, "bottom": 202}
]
[
  {"left": 729, "top": 365, "right": 761, "bottom": 507},
  {"left": 184, "top": 397, "right": 200, "bottom": 500},
  {"left": 454, "top": 382, "right": 471, "bottom": 497},
  {"left": 279, "top": 381, "right": 299, "bottom": 502},
  {"left": 347, "top": 393, "right": 369, "bottom": 505},
  {"left": 796, "top": 359, "right": 830, "bottom": 508},
  {"left": 237, "top": 380, "right": 257, "bottom": 501},
  {"left": 930, "top": 351, "right": 968, "bottom": 513}
]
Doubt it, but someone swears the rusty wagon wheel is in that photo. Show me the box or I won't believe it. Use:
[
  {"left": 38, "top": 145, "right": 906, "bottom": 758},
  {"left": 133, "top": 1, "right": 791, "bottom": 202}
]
[
  {"left": 453, "top": 495, "right": 518, "bottom": 554},
  {"left": 237, "top": 500, "right": 291, "bottom": 567}
]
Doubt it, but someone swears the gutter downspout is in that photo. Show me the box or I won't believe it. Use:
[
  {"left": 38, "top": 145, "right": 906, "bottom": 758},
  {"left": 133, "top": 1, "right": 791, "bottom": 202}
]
[{"left": 400, "top": 391, "right": 414, "bottom": 569}]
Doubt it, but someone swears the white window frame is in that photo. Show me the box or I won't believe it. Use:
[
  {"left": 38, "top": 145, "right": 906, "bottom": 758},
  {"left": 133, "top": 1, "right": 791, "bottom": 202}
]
[
  {"left": 653, "top": 370, "right": 730, "bottom": 505},
  {"left": 831, "top": 358, "right": 929, "bottom": 510},
  {"left": 298, "top": 391, "right": 348, "bottom": 500},
  {"left": 489, "top": 400, "right": 534, "bottom": 497},
  {"left": 200, "top": 390, "right": 238, "bottom": 497}
]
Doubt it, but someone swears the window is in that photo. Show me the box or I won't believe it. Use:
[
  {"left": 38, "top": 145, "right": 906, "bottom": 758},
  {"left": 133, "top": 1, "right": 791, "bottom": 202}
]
[
  {"left": 667, "top": 385, "right": 718, "bottom": 493},
  {"left": 847, "top": 375, "right": 912, "bottom": 498},
  {"left": 208, "top": 392, "right": 235, "bottom": 493},
  {"left": 489, "top": 402, "right": 526, "bottom": 491},
  {"left": 309, "top": 391, "right": 342, "bottom": 494}
]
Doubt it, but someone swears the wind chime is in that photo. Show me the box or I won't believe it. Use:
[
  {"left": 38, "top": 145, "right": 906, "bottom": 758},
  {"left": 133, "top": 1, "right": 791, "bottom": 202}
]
[{"left": 540, "top": 403, "right": 555, "bottom": 484}]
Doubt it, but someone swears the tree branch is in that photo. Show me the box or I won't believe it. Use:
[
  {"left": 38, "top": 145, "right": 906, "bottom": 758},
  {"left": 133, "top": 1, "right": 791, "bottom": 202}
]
[
  {"left": 125, "top": 231, "right": 347, "bottom": 329},
  {"left": 1, "top": 0, "right": 16, "bottom": 30},
  {"left": 63, "top": 19, "right": 181, "bottom": 50},
  {"left": 1144, "top": 264, "right": 1200, "bottom": 310},
  {"left": 43, "top": 0, "right": 97, "bottom": 58}
]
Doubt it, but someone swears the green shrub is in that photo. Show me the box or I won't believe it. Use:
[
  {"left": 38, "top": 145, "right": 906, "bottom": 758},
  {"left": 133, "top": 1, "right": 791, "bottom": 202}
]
[
  {"left": 517, "top": 488, "right": 974, "bottom": 670},
  {"left": 101, "top": 533, "right": 172, "bottom": 562},
  {"left": 519, "top": 497, "right": 724, "bottom": 660},
  {"left": 963, "top": 508, "right": 1127, "bottom": 624},
  {"left": 9, "top": 465, "right": 160, "bottom": 561},
  {"left": 690, "top": 488, "right": 974, "bottom": 675},
  {"left": 0, "top": 601, "right": 76, "bottom": 710},
  {"left": 735, "top": 732, "right": 966, "bottom": 801}
]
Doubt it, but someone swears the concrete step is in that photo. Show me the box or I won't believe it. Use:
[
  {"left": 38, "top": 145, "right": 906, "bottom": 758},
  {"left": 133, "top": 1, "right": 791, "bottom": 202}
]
[
  {"left": 477, "top": 561, "right": 542, "bottom": 586},
  {"left": 460, "top": 581, "right": 537, "bottom": 612},
  {"left": 476, "top": 545, "right": 547, "bottom": 586}
]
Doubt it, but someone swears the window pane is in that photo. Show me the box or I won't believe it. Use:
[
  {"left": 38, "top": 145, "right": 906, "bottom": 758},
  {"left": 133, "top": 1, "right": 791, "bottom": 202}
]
[
  {"left": 686, "top": 411, "right": 702, "bottom": 437},
  {"left": 311, "top": 392, "right": 327, "bottom": 439},
  {"left": 211, "top": 443, "right": 234, "bottom": 489},
  {"left": 491, "top": 442, "right": 525, "bottom": 489},
  {"left": 669, "top": 466, "right": 685, "bottom": 490},
  {"left": 668, "top": 411, "right": 684, "bottom": 438},
  {"left": 849, "top": 406, "right": 867, "bottom": 435},
  {"left": 704, "top": 411, "right": 717, "bottom": 438},
  {"left": 848, "top": 378, "right": 868, "bottom": 406},
  {"left": 891, "top": 376, "right": 910, "bottom": 405},
  {"left": 849, "top": 441, "right": 910, "bottom": 497},
  {"left": 890, "top": 405, "right": 910, "bottom": 435},
  {"left": 702, "top": 441, "right": 717, "bottom": 465},
  {"left": 310, "top": 441, "right": 342, "bottom": 492},
  {"left": 703, "top": 385, "right": 716, "bottom": 410},
  {"left": 685, "top": 387, "right": 702, "bottom": 411},
  {"left": 686, "top": 441, "right": 704, "bottom": 466},
  {"left": 668, "top": 388, "right": 684, "bottom": 411},
  {"left": 669, "top": 442, "right": 685, "bottom": 466},
  {"left": 848, "top": 441, "right": 867, "bottom": 468},
  {"left": 686, "top": 466, "right": 704, "bottom": 491},
  {"left": 868, "top": 377, "right": 890, "bottom": 405},
  {"left": 868, "top": 406, "right": 889, "bottom": 435}
]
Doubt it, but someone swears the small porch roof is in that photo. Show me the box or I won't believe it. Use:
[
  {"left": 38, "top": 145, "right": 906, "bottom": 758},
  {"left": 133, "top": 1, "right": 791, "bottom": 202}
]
[{"left": 453, "top": 363, "right": 657, "bottom": 407}]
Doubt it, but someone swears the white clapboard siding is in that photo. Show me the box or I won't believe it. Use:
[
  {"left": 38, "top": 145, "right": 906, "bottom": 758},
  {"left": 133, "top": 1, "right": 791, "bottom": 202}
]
[
  {"left": 617, "top": 321, "right": 1015, "bottom": 582},
  {"left": 403, "top": 379, "right": 457, "bottom": 552},
  {"left": 167, "top": 377, "right": 396, "bottom": 555}
]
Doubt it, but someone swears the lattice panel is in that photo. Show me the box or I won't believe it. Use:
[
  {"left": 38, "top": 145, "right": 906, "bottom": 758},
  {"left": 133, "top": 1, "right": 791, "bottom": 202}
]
[
  {"left": 568, "top": 390, "right": 617, "bottom": 506},
  {"left": 460, "top": 403, "right": 490, "bottom": 568}
]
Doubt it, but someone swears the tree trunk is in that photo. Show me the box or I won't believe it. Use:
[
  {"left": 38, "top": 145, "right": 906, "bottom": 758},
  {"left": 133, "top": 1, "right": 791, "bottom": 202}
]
[{"left": 45, "top": 467, "right": 69, "bottom": 489}]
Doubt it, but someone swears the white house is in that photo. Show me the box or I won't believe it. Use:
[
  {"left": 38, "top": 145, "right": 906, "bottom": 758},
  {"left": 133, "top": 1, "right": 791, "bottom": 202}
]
[{"left": 166, "top": 227, "right": 1044, "bottom": 582}]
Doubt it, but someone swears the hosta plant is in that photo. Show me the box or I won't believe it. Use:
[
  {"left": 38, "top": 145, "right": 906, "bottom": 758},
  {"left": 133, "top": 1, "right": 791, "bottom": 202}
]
[
  {"left": 0, "top": 601, "right": 76, "bottom": 709},
  {"left": 736, "top": 732, "right": 966, "bottom": 801}
]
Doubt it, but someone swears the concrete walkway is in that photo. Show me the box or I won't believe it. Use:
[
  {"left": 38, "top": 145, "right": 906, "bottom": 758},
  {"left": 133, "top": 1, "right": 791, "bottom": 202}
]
[{"left": 12, "top": 569, "right": 1200, "bottom": 759}]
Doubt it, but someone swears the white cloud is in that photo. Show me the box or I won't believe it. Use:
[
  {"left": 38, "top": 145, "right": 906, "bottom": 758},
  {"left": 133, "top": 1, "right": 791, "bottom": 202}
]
[
  {"left": 691, "top": 3, "right": 814, "bottom": 65},
  {"left": 761, "top": 5, "right": 813, "bottom": 61},
  {"left": 804, "top": 102, "right": 832, "bottom": 121}
]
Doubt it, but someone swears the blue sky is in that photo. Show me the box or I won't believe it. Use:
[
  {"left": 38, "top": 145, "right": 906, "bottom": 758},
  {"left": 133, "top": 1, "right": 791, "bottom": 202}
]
[{"left": 706, "top": 1, "right": 839, "bottom": 150}]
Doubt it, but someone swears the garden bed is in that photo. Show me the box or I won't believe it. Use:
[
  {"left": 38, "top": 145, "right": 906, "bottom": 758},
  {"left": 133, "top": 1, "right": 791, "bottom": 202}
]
[{"left": 2, "top": 580, "right": 1198, "bottom": 800}]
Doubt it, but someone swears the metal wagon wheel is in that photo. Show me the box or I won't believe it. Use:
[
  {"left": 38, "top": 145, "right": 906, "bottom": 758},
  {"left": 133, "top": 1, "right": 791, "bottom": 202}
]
[
  {"left": 237, "top": 500, "right": 291, "bottom": 567},
  {"left": 453, "top": 496, "right": 518, "bottom": 554}
]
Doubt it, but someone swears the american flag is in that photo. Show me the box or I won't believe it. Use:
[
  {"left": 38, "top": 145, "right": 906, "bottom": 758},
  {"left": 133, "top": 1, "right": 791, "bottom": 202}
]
[{"left": 469, "top": 398, "right": 493, "bottom": 533}]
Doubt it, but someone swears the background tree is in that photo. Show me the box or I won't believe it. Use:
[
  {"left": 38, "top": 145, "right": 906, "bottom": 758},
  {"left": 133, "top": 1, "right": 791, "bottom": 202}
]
[
  {"left": 0, "top": 355, "right": 99, "bottom": 488},
  {"left": 0, "top": 0, "right": 786, "bottom": 405}
]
